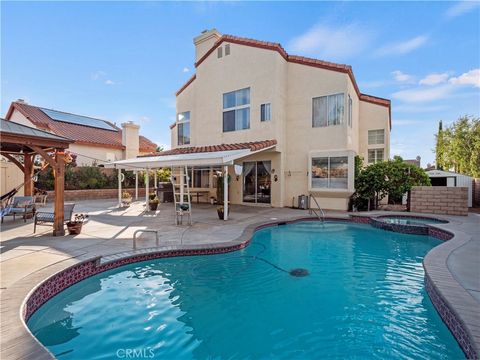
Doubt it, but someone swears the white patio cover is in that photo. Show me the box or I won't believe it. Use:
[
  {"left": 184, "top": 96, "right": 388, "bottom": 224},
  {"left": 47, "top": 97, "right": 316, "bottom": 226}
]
[{"left": 106, "top": 146, "right": 274, "bottom": 170}]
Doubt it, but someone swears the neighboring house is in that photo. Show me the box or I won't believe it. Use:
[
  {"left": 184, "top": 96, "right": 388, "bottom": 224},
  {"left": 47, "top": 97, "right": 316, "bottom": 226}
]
[
  {"left": 404, "top": 156, "right": 421, "bottom": 168},
  {"left": 5, "top": 100, "right": 157, "bottom": 165},
  {"left": 167, "top": 29, "right": 391, "bottom": 210}
]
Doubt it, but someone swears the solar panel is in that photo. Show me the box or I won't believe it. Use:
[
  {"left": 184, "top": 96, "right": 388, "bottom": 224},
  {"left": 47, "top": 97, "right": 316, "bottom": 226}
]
[{"left": 41, "top": 108, "right": 117, "bottom": 131}]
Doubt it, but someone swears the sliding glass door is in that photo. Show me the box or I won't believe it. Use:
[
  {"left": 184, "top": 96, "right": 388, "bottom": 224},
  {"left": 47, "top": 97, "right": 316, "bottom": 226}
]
[{"left": 243, "top": 161, "right": 271, "bottom": 204}]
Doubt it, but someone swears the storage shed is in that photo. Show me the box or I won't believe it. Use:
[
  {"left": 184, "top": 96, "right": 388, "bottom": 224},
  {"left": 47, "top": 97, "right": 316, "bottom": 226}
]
[{"left": 426, "top": 170, "right": 473, "bottom": 207}]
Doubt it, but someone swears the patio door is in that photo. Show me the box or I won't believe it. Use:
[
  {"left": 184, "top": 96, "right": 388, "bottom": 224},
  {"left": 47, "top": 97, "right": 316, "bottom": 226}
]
[{"left": 243, "top": 161, "right": 271, "bottom": 204}]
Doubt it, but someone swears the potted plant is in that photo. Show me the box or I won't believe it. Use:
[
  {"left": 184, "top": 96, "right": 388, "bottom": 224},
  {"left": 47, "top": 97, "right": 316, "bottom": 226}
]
[
  {"left": 149, "top": 193, "right": 159, "bottom": 211},
  {"left": 216, "top": 203, "right": 230, "bottom": 219},
  {"left": 66, "top": 214, "right": 88, "bottom": 235},
  {"left": 121, "top": 191, "right": 132, "bottom": 207}
]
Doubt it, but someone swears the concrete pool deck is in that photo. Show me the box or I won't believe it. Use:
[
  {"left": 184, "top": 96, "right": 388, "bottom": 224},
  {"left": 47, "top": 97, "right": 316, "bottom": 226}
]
[{"left": 0, "top": 199, "right": 479, "bottom": 359}]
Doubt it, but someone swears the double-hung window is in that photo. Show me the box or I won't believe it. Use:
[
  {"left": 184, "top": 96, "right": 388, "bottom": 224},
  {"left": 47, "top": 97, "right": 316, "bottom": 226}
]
[
  {"left": 368, "top": 129, "right": 384, "bottom": 145},
  {"left": 260, "top": 103, "right": 271, "bottom": 122},
  {"left": 177, "top": 111, "right": 190, "bottom": 145},
  {"left": 312, "top": 93, "right": 344, "bottom": 127},
  {"left": 223, "top": 88, "right": 250, "bottom": 132},
  {"left": 368, "top": 149, "right": 384, "bottom": 164}
]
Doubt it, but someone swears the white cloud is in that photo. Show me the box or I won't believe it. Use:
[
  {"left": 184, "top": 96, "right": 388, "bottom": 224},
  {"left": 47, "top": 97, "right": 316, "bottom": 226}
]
[
  {"left": 182, "top": 67, "right": 190, "bottom": 73},
  {"left": 419, "top": 73, "right": 450, "bottom": 86},
  {"left": 392, "top": 70, "right": 415, "bottom": 83},
  {"left": 288, "top": 23, "right": 372, "bottom": 61},
  {"left": 445, "top": 1, "right": 480, "bottom": 19},
  {"left": 375, "top": 35, "right": 429, "bottom": 56},
  {"left": 91, "top": 70, "right": 106, "bottom": 80},
  {"left": 392, "top": 84, "right": 454, "bottom": 103},
  {"left": 449, "top": 69, "right": 480, "bottom": 87}
]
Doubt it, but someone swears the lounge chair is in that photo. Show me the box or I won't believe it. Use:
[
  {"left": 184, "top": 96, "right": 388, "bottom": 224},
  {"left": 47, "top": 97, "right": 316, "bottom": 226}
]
[
  {"left": 1, "top": 196, "right": 35, "bottom": 223},
  {"left": 34, "top": 203, "right": 75, "bottom": 233}
]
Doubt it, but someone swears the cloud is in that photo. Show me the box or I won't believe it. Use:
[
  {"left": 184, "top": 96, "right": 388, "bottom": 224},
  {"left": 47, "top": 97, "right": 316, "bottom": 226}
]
[
  {"left": 182, "top": 67, "right": 190, "bottom": 73},
  {"left": 392, "top": 70, "right": 415, "bottom": 83},
  {"left": 375, "top": 35, "right": 429, "bottom": 56},
  {"left": 91, "top": 70, "right": 106, "bottom": 80},
  {"left": 288, "top": 23, "right": 372, "bottom": 61},
  {"left": 419, "top": 73, "right": 450, "bottom": 86},
  {"left": 392, "top": 84, "right": 454, "bottom": 103},
  {"left": 449, "top": 69, "right": 480, "bottom": 87},
  {"left": 445, "top": 1, "right": 480, "bottom": 19}
]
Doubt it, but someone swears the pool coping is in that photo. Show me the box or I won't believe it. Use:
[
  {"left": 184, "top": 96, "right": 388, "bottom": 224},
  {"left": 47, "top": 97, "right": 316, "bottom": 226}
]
[{"left": 5, "top": 214, "right": 478, "bottom": 359}]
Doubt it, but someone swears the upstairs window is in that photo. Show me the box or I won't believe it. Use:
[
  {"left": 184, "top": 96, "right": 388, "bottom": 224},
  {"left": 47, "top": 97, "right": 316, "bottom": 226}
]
[
  {"left": 177, "top": 111, "right": 190, "bottom": 145},
  {"left": 261, "top": 103, "right": 271, "bottom": 121},
  {"left": 312, "top": 93, "right": 344, "bottom": 127},
  {"left": 368, "top": 129, "right": 385, "bottom": 145},
  {"left": 223, "top": 87, "right": 250, "bottom": 132}
]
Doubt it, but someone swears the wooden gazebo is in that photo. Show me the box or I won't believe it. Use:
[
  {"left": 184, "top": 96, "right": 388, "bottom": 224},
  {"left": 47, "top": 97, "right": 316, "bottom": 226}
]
[{"left": 0, "top": 118, "right": 73, "bottom": 235}]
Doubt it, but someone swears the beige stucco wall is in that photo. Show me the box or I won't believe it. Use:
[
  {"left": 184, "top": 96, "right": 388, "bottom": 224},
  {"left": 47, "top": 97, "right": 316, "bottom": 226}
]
[
  {"left": 173, "top": 38, "right": 390, "bottom": 210},
  {"left": 359, "top": 101, "right": 391, "bottom": 162},
  {"left": 0, "top": 160, "right": 24, "bottom": 196}
]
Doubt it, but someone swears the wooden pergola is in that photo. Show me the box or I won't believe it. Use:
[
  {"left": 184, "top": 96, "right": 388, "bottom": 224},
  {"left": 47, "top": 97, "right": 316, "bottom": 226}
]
[{"left": 0, "top": 119, "right": 73, "bottom": 235}]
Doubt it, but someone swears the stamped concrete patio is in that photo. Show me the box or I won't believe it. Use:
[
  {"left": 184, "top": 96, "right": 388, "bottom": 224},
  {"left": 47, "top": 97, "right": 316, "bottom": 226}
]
[{"left": 1, "top": 199, "right": 479, "bottom": 359}]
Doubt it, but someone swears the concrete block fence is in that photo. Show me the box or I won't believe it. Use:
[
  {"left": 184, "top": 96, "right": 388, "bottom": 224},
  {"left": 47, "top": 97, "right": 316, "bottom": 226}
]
[
  {"left": 410, "top": 186, "right": 468, "bottom": 216},
  {"left": 46, "top": 188, "right": 147, "bottom": 202}
]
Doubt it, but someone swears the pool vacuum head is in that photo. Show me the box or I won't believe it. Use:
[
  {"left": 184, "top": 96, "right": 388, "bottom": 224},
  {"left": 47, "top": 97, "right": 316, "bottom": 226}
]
[{"left": 289, "top": 268, "right": 309, "bottom": 277}]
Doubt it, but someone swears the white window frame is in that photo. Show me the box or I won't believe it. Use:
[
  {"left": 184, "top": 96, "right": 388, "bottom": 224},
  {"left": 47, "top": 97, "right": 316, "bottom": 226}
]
[
  {"left": 222, "top": 87, "right": 250, "bottom": 132},
  {"left": 260, "top": 103, "right": 271, "bottom": 122},
  {"left": 308, "top": 150, "right": 355, "bottom": 192},
  {"left": 312, "top": 93, "right": 345, "bottom": 128},
  {"left": 177, "top": 111, "right": 190, "bottom": 145},
  {"left": 348, "top": 95, "right": 352, "bottom": 128},
  {"left": 368, "top": 148, "right": 384, "bottom": 164},
  {"left": 368, "top": 129, "right": 385, "bottom": 145}
]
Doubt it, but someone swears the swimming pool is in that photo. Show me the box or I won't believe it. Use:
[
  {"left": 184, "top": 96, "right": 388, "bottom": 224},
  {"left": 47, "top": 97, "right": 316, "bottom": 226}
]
[{"left": 27, "top": 221, "right": 463, "bottom": 359}]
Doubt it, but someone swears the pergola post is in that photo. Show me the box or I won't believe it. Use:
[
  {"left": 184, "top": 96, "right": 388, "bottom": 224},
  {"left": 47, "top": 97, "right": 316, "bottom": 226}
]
[
  {"left": 118, "top": 168, "right": 122, "bottom": 207},
  {"left": 145, "top": 168, "right": 149, "bottom": 208},
  {"left": 223, "top": 165, "right": 228, "bottom": 221},
  {"left": 23, "top": 153, "right": 34, "bottom": 196},
  {"left": 53, "top": 151, "right": 65, "bottom": 236},
  {"left": 135, "top": 171, "right": 138, "bottom": 200}
]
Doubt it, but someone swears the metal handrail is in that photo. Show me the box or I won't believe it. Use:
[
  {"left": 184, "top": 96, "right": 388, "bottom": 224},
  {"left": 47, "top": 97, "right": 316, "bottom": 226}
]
[
  {"left": 133, "top": 229, "right": 159, "bottom": 249},
  {"left": 309, "top": 194, "right": 325, "bottom": 222}
]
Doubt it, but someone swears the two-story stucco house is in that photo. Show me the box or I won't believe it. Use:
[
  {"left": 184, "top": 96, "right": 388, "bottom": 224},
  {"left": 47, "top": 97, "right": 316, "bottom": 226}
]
[{"left": 168, "top": 29, "right": 391, "bottom": 211}]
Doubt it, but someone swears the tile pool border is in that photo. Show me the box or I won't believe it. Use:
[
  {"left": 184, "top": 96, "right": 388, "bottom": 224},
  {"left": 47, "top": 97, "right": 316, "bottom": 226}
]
[{"left": 21, "top": 215, "right": 477, "bottom": 359}]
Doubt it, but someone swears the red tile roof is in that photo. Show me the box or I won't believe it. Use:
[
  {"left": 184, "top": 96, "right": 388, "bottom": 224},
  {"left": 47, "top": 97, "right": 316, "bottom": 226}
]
[
  {"left": 5, "top": 102, "right": 157, "bottom": 152},
  {"left": 177, "top": 33, "right": 391, "bottom": 128},
  {"left": 140, "top": 139, "right": 277, "bottom": 157}
]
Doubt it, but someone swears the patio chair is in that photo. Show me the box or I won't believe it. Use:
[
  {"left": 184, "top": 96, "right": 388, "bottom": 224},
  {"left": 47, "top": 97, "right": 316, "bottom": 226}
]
[
  {"left": 1, "top": 196, "right": 35, "bottom": 223},
  {"left": 34, "top": 203, "right": 75, "bottom": 233}
]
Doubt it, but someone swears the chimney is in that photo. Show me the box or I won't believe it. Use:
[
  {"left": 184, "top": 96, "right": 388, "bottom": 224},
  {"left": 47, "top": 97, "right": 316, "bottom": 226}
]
[
  {"left": 121, "top": 121, "right": 140, "bottom": 159},
  {"left": 193, "top": 29, "right": 222, "bottom": 62}
]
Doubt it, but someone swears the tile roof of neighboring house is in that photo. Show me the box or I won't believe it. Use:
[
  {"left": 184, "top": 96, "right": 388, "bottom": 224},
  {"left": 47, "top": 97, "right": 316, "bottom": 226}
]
[
  {"left": 5, "top": 102, "right": 157, "bottom": 152},
  {"left": 176, "top": 33, "right": 392, "bottom": 127},
  {"left": 140, "top": 139, "right": 277, "bottom": 157}
]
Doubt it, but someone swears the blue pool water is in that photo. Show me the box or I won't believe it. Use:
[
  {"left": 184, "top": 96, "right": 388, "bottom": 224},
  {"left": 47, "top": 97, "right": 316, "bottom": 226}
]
[{"left": 28, "top": 222, "right": 463, "bottom": 359}]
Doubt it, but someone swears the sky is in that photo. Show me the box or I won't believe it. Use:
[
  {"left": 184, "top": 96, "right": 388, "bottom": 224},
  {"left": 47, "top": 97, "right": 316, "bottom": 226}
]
[{"left": 1, "top": 1, "right": 479, "bottom": 166}]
